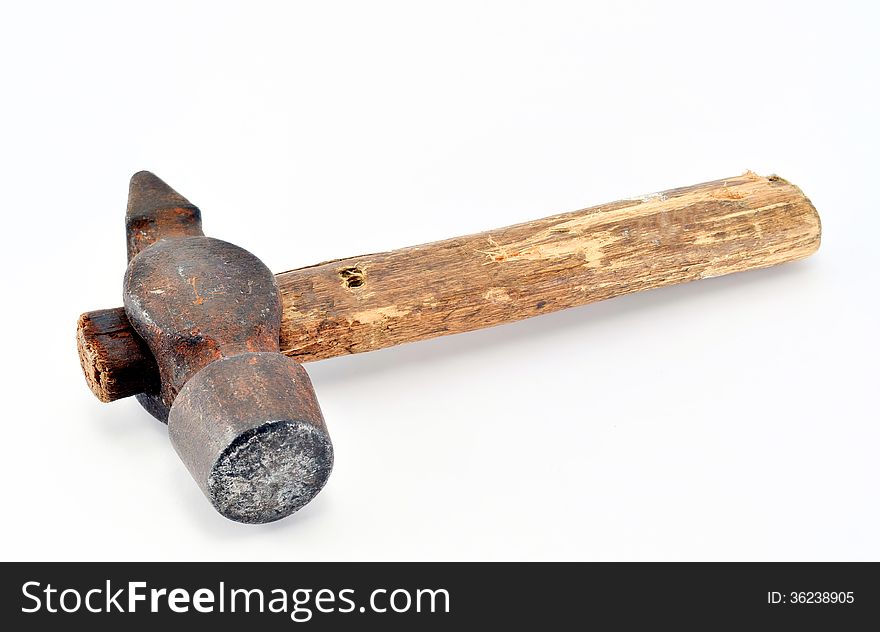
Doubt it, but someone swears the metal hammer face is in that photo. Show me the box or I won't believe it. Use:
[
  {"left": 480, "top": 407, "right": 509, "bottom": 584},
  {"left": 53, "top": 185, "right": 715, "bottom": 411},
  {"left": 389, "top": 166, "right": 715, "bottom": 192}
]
[{"left": 121, "top": 172, "right": 332, "bottom": 523}]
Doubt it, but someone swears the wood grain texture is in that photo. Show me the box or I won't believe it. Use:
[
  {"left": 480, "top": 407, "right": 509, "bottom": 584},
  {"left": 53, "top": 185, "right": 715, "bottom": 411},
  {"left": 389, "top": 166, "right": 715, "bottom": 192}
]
[
  {"left": 277, "top": 172, "right": 820, "bottom": 361},
  {"left": 77, "top": 308, "right": 158, "bottom": 401},
  {"left": 77, "top": 172, "right": 820, "bottom": 402}
]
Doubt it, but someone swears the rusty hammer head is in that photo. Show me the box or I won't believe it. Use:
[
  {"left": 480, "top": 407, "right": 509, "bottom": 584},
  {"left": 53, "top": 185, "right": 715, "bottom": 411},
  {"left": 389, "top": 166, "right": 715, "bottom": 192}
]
[{"left": 110, "top": 172, "right": 332, "bottom": 523}]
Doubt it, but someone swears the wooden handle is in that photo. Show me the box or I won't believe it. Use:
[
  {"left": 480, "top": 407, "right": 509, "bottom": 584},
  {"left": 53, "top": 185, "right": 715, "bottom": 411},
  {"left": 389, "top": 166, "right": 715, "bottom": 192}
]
[{"left": 78, "top": 172, "right": 820, "bottom": 402}]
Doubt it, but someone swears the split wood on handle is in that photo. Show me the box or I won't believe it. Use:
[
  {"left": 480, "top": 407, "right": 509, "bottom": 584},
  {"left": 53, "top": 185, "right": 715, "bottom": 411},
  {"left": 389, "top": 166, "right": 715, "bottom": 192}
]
[{"left": 78, "top": 172, "right": 821, "bottom": 402}]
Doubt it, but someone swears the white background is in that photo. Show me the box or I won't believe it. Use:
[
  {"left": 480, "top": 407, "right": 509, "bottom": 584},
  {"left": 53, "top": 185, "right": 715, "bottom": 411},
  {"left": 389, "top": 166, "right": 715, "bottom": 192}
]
[{"left": 1, "top": 1, "right": 877, "bottom": 561}]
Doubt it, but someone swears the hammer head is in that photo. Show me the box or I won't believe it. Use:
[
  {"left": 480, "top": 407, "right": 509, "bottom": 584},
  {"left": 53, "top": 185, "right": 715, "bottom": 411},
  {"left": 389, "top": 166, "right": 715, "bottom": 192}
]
[{"left": 117, "top": 172, "right": 333, "bottom": 523}]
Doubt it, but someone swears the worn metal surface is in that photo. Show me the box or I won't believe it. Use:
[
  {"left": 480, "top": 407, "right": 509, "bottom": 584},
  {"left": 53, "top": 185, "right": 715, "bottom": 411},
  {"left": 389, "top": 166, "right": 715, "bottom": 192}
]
[
  {"left": 119, "top": 172, "right": 332, "bottom": 523},
  {"left": 169, "top": 353, "right": 332, "bottom": 523},
  {"left": 124, "top": 236, "right": 282, "bottom": 409},
  {"left": 125, "top": 171, "right": 203, "bottom": 261}
]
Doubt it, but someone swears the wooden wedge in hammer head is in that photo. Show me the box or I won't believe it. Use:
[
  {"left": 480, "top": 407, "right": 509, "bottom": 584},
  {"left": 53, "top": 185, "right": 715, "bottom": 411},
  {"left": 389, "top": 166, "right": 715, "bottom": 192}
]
[{"left": 78, "top": 170, "right": 821, "bottom": 523}]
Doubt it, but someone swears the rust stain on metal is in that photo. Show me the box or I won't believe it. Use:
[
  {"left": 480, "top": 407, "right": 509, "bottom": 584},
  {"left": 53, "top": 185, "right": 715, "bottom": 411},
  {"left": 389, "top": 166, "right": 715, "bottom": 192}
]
[{"left": 116, "top": 172, "right": 333, "bottom": 523}]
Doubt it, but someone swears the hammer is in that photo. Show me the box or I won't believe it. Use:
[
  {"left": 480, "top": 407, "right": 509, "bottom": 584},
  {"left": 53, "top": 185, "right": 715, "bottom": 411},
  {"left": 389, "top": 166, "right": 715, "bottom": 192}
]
[{"left": 77, "top": 171, "right": 821, "bottom": 523}]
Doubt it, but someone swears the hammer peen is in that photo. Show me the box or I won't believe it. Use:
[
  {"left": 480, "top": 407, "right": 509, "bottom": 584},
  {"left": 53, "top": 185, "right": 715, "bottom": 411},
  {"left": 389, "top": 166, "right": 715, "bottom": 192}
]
[{"left": 77, "top": 171, "right": 821, "bottom": 523}]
